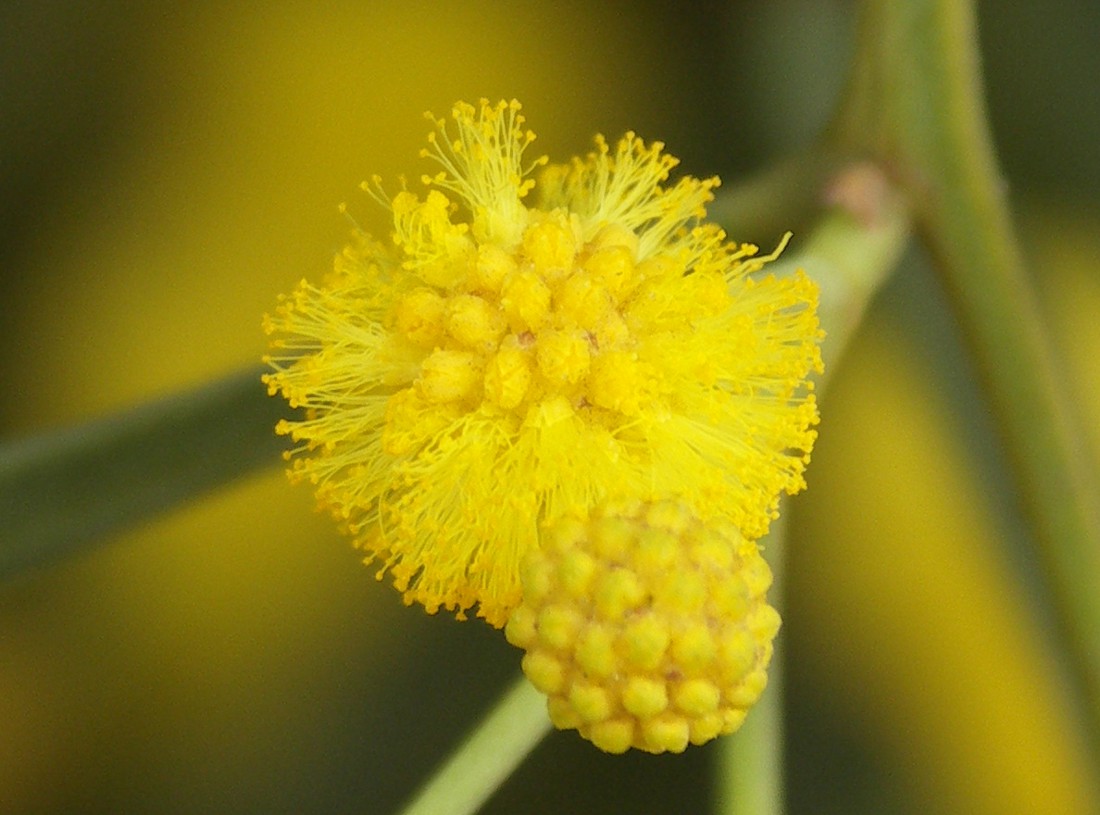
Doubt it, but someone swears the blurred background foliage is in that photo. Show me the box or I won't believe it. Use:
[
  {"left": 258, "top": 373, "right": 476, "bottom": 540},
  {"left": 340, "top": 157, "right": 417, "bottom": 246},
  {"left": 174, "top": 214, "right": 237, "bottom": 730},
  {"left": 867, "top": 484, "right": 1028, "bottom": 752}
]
[{"left": 1, "top": 1, "right": 1098, "bottom": 812}]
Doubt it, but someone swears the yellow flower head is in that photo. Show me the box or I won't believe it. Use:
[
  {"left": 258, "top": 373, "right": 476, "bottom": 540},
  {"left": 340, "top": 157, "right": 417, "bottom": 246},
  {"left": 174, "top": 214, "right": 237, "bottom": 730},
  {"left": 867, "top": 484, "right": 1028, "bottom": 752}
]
[
  {"left": 506, "top": 499, "right": 780, "bottom": 753},
  {"left": 263, "top": 99, "right": 822, "bottom": 628}
]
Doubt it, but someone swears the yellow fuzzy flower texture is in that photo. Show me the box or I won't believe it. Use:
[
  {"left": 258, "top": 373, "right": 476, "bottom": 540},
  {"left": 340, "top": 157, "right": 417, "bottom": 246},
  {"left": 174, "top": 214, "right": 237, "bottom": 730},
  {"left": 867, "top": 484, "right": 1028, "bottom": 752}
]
[{"left": 264, "top": 99, "right": 822, "bottom": 632}]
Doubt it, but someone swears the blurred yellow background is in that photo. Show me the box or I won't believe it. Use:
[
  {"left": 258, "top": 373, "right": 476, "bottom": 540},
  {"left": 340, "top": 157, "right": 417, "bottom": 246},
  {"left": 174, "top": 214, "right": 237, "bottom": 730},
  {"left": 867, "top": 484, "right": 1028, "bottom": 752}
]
[{"left": 2, "top": 2, "right": 1099, "bottom": 813}]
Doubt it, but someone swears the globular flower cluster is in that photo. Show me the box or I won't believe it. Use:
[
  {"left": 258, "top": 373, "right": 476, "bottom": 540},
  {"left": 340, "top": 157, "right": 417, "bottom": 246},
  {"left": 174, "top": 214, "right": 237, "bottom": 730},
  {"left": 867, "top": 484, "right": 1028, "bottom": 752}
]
[
  {"left": 505, "top": 500, "right": 780, "bottom": 754},
  {"left": 264, "top": 99, "right": 821, "bottom": 751}
]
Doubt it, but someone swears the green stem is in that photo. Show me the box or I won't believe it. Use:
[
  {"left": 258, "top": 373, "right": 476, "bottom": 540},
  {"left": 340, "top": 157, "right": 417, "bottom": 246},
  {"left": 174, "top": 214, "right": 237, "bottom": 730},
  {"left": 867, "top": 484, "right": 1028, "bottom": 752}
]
[
  {"left": 395, "top": 675, "right": 552, "bottom": 815},
  {"left": 0, "top": 367, "right": 287, "bottom": 577},
  {"left": 717, "top": 516, "right": 786, "bottom": 815},
  {"left": 708, "top": 147, "right": 846, "bottom": 244},
  {"left": 836, "top": 0, "right": 1100, "bottom": 757},
  {"left": 763, "top": 162, "right": 912, "bottom": 377},
  {"left": 717, "top": 163, "right": 911, "bottom": 815}
]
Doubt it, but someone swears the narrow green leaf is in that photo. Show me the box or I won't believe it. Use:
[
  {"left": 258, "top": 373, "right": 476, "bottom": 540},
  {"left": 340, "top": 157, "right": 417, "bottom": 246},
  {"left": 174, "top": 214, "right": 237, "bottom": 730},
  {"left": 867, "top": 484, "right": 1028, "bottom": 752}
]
[{"left": 0, "top": 367, "right": 288, "bottom": 577}]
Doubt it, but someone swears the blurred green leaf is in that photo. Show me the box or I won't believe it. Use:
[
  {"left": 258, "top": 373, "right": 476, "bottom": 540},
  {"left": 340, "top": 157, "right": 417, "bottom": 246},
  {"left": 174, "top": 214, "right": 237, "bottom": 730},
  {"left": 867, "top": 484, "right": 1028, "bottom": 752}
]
[{"left": 0, "top": 367, "right": 288, "bottom": 577}]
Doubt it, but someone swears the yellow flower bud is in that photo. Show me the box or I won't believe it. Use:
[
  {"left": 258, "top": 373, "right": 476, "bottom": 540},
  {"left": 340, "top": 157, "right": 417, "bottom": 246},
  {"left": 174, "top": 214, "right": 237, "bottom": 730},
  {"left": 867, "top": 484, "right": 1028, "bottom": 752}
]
[{"left": 506, "top": 500, "right": 780, "bottom": 753}]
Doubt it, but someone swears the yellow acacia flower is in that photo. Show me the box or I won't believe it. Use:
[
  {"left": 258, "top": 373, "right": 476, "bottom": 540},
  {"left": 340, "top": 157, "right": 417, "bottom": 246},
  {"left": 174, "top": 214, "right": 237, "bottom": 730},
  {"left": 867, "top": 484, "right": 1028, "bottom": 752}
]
[{"left": 263, "top": 99, "right": 822, "bottom": 629}]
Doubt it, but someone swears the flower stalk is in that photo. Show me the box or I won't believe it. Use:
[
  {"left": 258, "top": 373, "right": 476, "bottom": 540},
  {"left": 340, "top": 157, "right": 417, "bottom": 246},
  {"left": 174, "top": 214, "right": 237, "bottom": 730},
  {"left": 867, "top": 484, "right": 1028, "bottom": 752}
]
[
  {"left": 715, "top": 161, "right": 910, "bottom": 815},
  {"left": 397, "top": 675, "right": 551, "bottom": 815}
]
